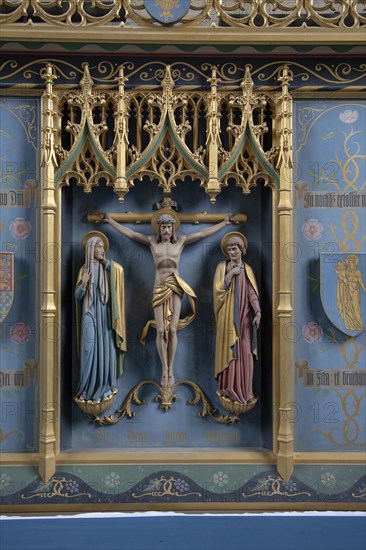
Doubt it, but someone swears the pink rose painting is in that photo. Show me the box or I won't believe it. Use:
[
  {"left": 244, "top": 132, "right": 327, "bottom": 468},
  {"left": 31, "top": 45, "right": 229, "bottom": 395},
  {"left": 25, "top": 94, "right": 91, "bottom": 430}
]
[
  {"left": 339, "top": 110, "right": 358, "bottom": 124},
  {"left": 9, "top": 218, "right": 31, "bottom": 239},
  {"left": 302, "top": 322, "right": 323, "bottom": 344},
  {"left": 302, "top": 219, "right": 324, "bottom": 241},
  {"left": 9, "top": 322, "right": 31, "bottom": 344}
]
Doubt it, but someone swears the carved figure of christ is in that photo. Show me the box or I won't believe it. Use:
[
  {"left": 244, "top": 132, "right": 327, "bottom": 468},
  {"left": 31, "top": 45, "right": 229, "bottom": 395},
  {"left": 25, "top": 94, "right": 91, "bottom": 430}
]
[{"left": 100, "top": 210, "right": 233, "bottom": 387}]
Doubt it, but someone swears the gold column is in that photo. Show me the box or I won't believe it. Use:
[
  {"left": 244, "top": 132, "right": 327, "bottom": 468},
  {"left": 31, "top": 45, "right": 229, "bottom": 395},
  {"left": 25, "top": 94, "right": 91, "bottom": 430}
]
[
  {"left": 275, "top": 65, "right": 294, "bottom": 482},
  {"left": 39, "top": 64, "right": 58, "bottom": 483},
  {"left": 114, "top": 66, "right": 130, "bottom": 202},
  {"left": 206, "top": 66, "right": 221, "bottom": 203}
]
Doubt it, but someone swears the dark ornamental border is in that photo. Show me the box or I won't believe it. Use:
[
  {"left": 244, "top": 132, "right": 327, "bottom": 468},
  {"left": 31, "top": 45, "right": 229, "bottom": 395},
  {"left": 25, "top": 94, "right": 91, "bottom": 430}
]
[
  {"left": 0, "top": 55, "right": 365, "bottom": 90},
  {"left": 1, "top": 470, "right": 365, "bottom": 506}
]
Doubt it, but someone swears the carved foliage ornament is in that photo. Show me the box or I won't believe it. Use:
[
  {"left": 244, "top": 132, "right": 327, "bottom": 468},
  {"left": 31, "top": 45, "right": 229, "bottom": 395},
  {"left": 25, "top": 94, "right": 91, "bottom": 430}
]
[
  {"left": 1, "top": 1, "right": 365, "bottom": 28},
  {"left": 48, "top": 63, "right": 289, "bottom": 201}
]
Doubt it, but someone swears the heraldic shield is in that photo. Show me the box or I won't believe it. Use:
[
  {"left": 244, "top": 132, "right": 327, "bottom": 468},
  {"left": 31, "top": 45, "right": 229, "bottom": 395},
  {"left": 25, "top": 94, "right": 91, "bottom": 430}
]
[
  {"left": 0, "top": 252, "right": 14, "bottom": 324},
  {"left": 320, "top": 253, "right": 366, "bottom": 337},
  {"left": 144, "top": 0, "right": 190, "bottom": 24}
]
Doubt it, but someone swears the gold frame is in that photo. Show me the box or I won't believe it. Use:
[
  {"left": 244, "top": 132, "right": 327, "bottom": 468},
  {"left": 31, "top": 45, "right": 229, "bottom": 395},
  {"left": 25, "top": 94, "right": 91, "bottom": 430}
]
[
  {"left": 28, "top": 62, "right": 296, "bottom": 485},
  {"left": 1, "top": 1, "right": 365, "bottom": 512}
]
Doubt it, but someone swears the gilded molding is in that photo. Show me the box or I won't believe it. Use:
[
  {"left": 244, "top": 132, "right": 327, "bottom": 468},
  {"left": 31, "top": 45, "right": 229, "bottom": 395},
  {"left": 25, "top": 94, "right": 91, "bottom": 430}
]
[
  {"left": 274, "top": 65, "right": 294, "bottom": 482},
  {"left": 39, "top": 62, "right": 293, "bottom": 482},
  {"left": 1, "top": 1, "right": 365, "bottom": 29},
  {"left": 39, "top": 63, "right": 58, "bottom": 483}
]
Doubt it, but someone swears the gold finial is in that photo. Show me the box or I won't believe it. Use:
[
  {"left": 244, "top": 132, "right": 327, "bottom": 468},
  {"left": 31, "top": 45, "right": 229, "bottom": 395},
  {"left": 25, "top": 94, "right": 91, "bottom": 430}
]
[
  {"left": 41, "top": 63, "right": 57, "bottom": 84},
  {"left": 241, "top": 65, "right": 254, "bottom": 96},
  {"left": 207, "top": 65, "right": 221, "bottom": 87},
  {"left": 278, "top": 65, "right": 294, "bottom": 87},
  {"left": 162, "top": 65, "right": 174, "bottom": 92},
  {"left": 80, "top": 63, "right": 94, "bottom": 93}
]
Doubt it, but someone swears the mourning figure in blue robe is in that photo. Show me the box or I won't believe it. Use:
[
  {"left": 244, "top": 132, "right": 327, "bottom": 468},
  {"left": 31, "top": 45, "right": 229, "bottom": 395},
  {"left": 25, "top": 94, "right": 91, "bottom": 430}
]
[{"left": 75, "top": 231, "right": 126, "bottom": 403}]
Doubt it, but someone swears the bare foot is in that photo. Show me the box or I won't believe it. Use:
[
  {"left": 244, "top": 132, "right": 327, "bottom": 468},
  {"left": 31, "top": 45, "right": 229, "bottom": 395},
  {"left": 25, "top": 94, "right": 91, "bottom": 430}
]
[
  {"left": 161, "top": 374, "right": 168, "bottom": 387},
  {"left": 167, "top": 375, "right": 174, "bottom": 387}
]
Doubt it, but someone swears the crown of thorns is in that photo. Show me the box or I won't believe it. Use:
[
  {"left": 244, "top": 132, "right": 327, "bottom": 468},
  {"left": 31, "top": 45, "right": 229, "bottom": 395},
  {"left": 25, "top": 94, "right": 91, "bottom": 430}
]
[{"left": 157, "top": 214, "right": 176, "bottom": 225}]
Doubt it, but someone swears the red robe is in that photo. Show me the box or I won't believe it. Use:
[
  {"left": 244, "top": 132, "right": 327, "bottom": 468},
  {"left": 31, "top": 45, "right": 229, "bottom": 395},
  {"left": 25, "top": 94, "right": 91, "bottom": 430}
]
[{"left": 214, "top": 261, "right": 260, "bottom": 404}]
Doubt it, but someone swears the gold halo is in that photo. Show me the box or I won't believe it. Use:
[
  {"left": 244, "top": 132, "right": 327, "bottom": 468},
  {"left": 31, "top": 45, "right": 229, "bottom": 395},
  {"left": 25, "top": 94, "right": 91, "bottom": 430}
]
[
  {"left": 82, "top": 231, "right": 109, "bottom": 252},
  {"left": 221, "top": 232, "right": 248, "bottom": 256},
  {"left": 151, "top": 207, "right": 181, "bottom": 233}
]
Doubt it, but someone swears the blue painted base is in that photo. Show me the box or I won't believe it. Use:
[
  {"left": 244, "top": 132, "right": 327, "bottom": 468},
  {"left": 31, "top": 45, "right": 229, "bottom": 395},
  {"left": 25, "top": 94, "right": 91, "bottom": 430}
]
[{"left": 1, "top": 513, "right": 365, "bottom": 550}]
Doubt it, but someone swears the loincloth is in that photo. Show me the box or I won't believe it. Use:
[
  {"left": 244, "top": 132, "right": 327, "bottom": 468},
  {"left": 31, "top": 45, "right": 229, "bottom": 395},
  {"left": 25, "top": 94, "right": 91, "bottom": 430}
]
[{"left": 140, "top": 273, "right": 197, "bottom": 344}]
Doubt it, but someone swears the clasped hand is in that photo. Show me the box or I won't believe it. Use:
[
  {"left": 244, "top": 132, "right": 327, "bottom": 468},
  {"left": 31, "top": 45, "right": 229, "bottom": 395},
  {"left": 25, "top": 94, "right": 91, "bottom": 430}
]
[
  {"left": 231, "top": 265, "right": 243, "bottom": 276},
  {"left": 81, "top": 267, "right": 91, "bottom": 289}
]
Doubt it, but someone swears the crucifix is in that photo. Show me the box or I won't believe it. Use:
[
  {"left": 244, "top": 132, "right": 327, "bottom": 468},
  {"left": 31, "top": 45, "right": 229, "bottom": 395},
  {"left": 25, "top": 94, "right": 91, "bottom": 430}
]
[{"left": 87, "top": 202, "right": 246, "bottom": 388}]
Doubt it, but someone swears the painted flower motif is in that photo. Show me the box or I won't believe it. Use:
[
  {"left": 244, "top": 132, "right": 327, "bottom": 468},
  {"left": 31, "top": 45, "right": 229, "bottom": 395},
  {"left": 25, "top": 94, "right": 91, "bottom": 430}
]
[
  {"left": 321, "top": 472, "right": 337, "bottom": 489},
  {"left": 104, "top": 472, "right": 120, "bottom": 489},
  {"left": 302, "top": 322, "right": 323, "bottom": 344},
  {"left": 252, "top": 477, "right": 271, "bottom": 492},
  {"left": 284, "top": 480, "right": 298, "bottom": 494},
  {"left": 9, "top": 217, "right": 31, "bottom": 239},
  {"left": 174, "top": 478, "right": 189, "bottom": 493},
  {"left": 339, "top": 110, "right": 358, "bottom": 124},
  {"left": 145, "top": 478, "right": 162, "bottom": 491},
  {"left": 213, "top": 471, "right": 229, "bottom": 487},
  {"left": 0, "top": 473, "right": 11, "bottom": 491},
  {"left": 302, "top": 218, "right": 324, "bottom": 241},
  {"left": 64, "top": 480, "right": 80, "bottom": 494},
  {"left": 33, "top": 482, "right": 47, "bottom": 493},
  {"left": 9, "top": 322, "right": 31, "bottom": 344}
]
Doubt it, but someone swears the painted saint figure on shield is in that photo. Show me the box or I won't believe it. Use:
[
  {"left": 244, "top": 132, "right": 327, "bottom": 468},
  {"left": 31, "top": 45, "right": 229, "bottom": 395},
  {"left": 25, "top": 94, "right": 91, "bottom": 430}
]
[
  {"left": 335, "top": 254, "right": 366, "bottom": 332},
  {"left": 213, "top": 232, "right": 261, "bottom": 412},
  {"left": 74, "top": 231, "right": 126, "bottom": 404}
]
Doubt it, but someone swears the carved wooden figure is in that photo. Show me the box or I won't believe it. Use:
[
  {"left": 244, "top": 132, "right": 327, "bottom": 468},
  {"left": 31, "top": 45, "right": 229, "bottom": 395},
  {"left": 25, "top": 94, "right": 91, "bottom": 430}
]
[
  {"left": 100, "top": 209, "right": 233, "bottom": 387},
  {"left": 74, "top": 231, "right": 127, "bottom": 415},
  {"left": 214, "top": 232, "right": 261, "bottom": 414}
]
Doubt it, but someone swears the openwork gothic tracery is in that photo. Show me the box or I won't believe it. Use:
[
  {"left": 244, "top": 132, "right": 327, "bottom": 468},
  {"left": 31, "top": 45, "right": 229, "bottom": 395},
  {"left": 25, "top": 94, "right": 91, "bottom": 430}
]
[
  {"left": 1, "top": 0, "right": 365, "bottom": 29},
  {"left": 49, "top": 63, "right": 290, "bottom": 202}
]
